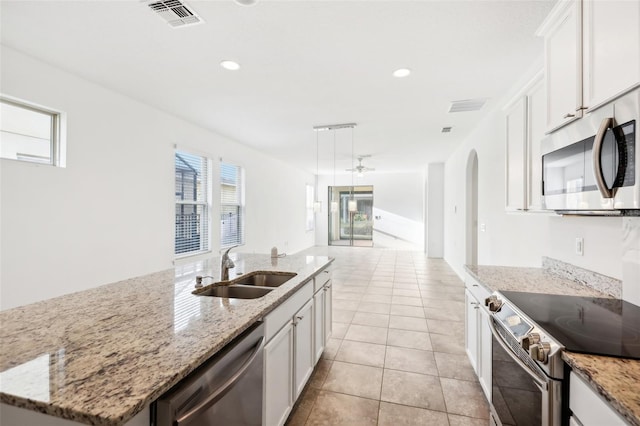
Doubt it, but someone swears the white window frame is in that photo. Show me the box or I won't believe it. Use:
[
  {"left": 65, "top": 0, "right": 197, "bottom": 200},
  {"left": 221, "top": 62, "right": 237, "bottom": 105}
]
[
  {"left": 0, "top": 95, "right": 66, "bottom": 167},
  {"left": 175, "top": 148, "right": 212, "bottom": 258},
  {"left": 220, "top": 161, "right": 245, "bottom": 248}
]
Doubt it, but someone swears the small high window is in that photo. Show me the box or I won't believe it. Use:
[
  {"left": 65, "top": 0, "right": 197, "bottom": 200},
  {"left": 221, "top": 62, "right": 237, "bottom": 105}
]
[{"left": 0, "top": 97, "right": 64, "bottom": 166}]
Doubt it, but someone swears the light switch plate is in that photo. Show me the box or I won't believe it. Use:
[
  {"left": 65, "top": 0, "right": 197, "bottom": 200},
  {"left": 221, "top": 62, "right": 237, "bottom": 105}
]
[{"left": 575, "top": 237, "right": 584, "bottom": 256}]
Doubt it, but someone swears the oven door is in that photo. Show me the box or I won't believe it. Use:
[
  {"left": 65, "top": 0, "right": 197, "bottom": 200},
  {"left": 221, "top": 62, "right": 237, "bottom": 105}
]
[{"left": 488, "top": 317, "right": 562, "bottom": 426}]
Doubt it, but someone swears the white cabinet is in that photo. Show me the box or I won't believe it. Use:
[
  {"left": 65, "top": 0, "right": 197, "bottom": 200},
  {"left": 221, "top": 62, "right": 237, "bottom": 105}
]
[
  {"left": 583, "top": 0, "right": 640, "bottom": 110},
  {"left": 505, "top": 73, "right": 547, "bottom": 212},
  {"left": 464, "top": 275, "right": 492, "bottom": 402},
  {"left": 264, "top": 321, "right": 294, "bottom": 426},
  {"left": 538, "top": 0, "right": 640, "bottom": 132},
  {"left": 569, "top": 371, "right": 628, "bottom": 426},
  {"left": 263, "top": 264, "right": 332, "bottom": 426},
  {"left": 293, "top": 299, "right": 314, "bottom": 399},
  {"left": 540, "top": 0, "right": 582, "bottom": 131}
]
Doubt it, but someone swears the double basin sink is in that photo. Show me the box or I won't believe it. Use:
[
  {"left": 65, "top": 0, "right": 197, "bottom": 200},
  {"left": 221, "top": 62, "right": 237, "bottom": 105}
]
[{"left": 193, "top": 271, "right": 297, "bottom": 300}]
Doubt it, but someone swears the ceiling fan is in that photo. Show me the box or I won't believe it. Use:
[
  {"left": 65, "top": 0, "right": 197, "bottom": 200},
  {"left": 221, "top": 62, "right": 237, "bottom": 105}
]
[{"left": 346, "top": 155, "right": 375, "bottom": 176}]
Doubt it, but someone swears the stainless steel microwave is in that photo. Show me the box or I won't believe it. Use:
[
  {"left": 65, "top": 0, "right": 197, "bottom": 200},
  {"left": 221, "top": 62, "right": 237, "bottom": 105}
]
[{"left": 542, "top": 89, "right": 639, "bottom": 215}]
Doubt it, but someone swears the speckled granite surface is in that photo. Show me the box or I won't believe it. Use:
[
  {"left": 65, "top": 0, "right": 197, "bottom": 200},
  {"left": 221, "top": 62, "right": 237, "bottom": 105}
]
[
  {"left": 0, "top": 253, "right": 333, "bottom": 425},
  {"left": 563, "top": 352, "right": 640, "bottom": 426},
  {"left": 542, "top": 256, "right": 622, "bottom": 298},
  {"left": 465, "top": 264, "right": 640, "bottom": 426}
]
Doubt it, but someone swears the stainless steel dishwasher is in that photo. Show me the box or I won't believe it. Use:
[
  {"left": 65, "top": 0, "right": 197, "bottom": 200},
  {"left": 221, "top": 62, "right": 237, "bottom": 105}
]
[{"left": 153, "top": 322, "right": 265, "bottom": 426}]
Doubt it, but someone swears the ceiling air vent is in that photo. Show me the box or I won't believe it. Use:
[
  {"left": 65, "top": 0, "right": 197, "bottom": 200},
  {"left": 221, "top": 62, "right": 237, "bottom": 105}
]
[
  {"left": 441, "top": 127, "right": 452, "bottom": 133},
  {"left": 147, "top": 0, "right": 203, "bottom": 28},
  {"left": 448, "top": 98, "right": 487, "bottom": 113}
]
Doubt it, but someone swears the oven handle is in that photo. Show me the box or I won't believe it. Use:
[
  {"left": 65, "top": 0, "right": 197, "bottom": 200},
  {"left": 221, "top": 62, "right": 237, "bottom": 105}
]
[
  {"left": 487, "top": 316, "right": 548, "bottom": 391},
  {"left": 175, "top": 336, "right": 266, "bottom": 425}
]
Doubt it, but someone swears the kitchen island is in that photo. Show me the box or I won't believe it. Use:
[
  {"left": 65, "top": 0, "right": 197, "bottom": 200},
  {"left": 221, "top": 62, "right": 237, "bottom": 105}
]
[
  {"left": 465, "top": 264, "right": 640, "bottom": 426},
  {"left": 0, "top": 253, "right": 333, "bottom": 425}
]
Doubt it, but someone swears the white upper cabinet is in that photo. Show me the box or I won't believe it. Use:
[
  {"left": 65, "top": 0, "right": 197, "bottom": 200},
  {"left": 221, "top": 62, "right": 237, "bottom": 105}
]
[
  {"left": 539, "top": 0, "right": 583, "bottom": 132},
  {"left": 505, "top": 72, "right": 547, "bottom": 212},
  {"left": 583, "top": 0, "right": 640, "bottom": 111},
  {"left": 537, "top": 0, "right": 640, "bottom": 132}
]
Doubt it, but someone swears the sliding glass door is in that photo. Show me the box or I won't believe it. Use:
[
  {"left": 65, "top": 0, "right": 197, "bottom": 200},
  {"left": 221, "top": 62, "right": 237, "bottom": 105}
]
[{"left": 328, "top": 186, "right": 374, "bottom": 247}]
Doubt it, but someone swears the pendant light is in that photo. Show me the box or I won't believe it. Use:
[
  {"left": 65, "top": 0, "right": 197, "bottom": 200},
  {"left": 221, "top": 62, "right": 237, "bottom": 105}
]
[
  {"left": 313, "top": 130, "right": 322, "bottom": 213},
  {"left": 348, "top": 126, "right": 357, "bottom": 212},
  {"left": 330, "top": 129, "right": 338, "bottom": 213}
]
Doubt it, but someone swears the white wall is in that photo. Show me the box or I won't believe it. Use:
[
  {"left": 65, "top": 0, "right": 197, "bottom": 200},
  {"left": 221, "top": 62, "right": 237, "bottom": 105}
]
[
  {"left": 443, "top": 67, "right": 624, "bottom": 283},
  {"left": 315, "top": 172, "right": 424, "bottom": 249},
  {"left": 425, "top": 163, "right": 444, "bottom": 258},
  {"left": 0, "top": 46, "right": 315, "bottom": 310}
]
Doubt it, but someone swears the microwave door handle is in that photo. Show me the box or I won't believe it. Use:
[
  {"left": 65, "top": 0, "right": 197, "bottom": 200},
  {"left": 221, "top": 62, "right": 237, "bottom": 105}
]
[{"left": 593, "top": 117, "right": 614, "bottom": 199}]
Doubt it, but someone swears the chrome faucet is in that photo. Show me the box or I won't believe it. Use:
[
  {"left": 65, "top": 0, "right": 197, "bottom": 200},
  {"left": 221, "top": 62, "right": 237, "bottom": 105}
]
[{"left": 220, "top": 245, "right": 239, "bottom": 281}]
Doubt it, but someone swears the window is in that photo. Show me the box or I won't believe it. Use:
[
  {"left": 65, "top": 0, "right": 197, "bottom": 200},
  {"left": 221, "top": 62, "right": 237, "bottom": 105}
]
[
  {"left": 175, "top": 150, "right": 210, "bottom": 256},
  {"left": 306, "top": 184, "right": 315, "bottom": 231},
  {"left": 220, "top": 162, "right": 244, "bottom": 247},
  {"left": 0, "top": 97, "right": 64, "bottom": 166}
]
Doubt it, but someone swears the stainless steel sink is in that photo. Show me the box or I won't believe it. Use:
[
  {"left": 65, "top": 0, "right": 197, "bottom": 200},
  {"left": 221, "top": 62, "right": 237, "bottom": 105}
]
[
  {"left": 232, "top": 271, "right": 296, "bottom": 287},
  {"left": 195, "top": 285, "right": 273, "bottom": 299}
]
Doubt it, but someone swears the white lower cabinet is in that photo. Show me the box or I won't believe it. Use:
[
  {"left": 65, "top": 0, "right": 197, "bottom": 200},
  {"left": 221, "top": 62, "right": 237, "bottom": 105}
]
[
  {"left": 264, "top": 320, "right": 294, "bottom": 426},
  {"left": 464, "top": 275, "right": 492, "bottom": 402},
  {"left": 263, "top": 265, "right": 333, "bottom": 426},
  {"left": 293, "top": 299, "right": 314, "bottom": 399},
  {"left": 569, "top": 371, "right": 628, "bottom": 426}
]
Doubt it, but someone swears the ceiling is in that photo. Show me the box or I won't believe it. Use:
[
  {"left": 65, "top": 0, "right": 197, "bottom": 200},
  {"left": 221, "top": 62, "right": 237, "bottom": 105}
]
[{"left": 0, "top": 0, "right": 555, "bottom": 175}]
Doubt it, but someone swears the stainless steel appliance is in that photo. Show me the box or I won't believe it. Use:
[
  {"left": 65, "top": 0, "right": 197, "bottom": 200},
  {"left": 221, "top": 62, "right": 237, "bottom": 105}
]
[
  {"left": 153, "top": 322, "right": 265, "bottom": 426},
  {"left": 542, "top": 89, "right": 639, "bottom": 215},
  {"left": 485, "top": 291, "right": 640, "bottom": 426}
]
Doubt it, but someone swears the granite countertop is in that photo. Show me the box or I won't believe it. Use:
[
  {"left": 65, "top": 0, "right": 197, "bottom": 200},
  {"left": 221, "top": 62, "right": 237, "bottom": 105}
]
[
  {"left": 0, "top": 253, "right": 333, "bottom": 425},
  {"left": 465, "top": 264, "right": 640, "bottom": 426}
]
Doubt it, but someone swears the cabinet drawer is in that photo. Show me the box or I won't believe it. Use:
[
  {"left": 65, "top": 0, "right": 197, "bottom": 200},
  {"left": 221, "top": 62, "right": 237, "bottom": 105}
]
[
  {"left": 465, "top": 274, "right": 491, "bottom": 303},
  {"left": 313, "top": 267, "right": 332, "bottom": 293},
  {"left": 265, "top": 280, "right": 313, "bottom": 342},
  {"left": 569, "top": 371, "right": 626, "bottom": 426}
]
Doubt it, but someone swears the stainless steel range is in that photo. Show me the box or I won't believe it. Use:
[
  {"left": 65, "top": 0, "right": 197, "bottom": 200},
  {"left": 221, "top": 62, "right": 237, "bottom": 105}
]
[{"left": 485, "top": 291, "right": 640, "bottom": 426}]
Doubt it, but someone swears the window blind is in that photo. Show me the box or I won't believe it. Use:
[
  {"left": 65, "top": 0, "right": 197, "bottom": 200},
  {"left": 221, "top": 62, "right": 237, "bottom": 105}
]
[
  {"left": 175, "top": 150, "right": 210, "bottom": 255},
  {"left": 220, "top": 162, "right": 244, "bottom": 247}
]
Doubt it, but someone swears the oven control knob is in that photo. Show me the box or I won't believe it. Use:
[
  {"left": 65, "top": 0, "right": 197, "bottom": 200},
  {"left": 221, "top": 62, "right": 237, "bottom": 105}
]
[
  {"left": 484, "top": 296, "right": 503, "bottom": 312},
  {"left": 521, "top": 333, "right": 540, "bottom": 351},
  {"left": 529, "top": 342, "right": 551, "bottom": 364}
]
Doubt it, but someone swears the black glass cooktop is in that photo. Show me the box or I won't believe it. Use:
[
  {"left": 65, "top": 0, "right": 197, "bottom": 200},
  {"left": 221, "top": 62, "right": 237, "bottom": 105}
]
[{"left": 500, "top": 291, "right": 640, "bottom": 360}]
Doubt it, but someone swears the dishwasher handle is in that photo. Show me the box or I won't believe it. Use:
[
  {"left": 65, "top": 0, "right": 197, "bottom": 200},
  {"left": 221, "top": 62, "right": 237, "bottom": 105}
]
[{"left": 175, "top": 336, "right": 266, "bottom": 426}]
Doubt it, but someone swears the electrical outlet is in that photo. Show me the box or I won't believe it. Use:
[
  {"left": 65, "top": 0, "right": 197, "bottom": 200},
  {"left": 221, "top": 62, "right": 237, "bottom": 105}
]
[
  {"left": 480, "top": 223, "right": 486, "bottom": 232},
  {"left": 575, "top": 237, "right": 584, "bottom": 256}
]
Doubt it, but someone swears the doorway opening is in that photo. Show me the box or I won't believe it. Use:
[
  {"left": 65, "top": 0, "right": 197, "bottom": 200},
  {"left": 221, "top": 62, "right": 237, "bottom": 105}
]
[
  {"left": 466, "top": 150, "right": 478, "bottom": 266},
  {"left": 328, "top": 185, "right": 374, "bottom": 247}
]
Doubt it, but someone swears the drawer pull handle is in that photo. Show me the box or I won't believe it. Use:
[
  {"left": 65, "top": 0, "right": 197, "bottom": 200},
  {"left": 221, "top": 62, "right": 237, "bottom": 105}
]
[{"left": 563, "top": 112, "right": 575, "bottom": 119}]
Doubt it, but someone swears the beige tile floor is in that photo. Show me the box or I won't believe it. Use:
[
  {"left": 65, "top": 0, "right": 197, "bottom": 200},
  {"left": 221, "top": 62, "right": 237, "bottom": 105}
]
[{"left": 287, "top": 246, "right": 490, "bottom": 426}]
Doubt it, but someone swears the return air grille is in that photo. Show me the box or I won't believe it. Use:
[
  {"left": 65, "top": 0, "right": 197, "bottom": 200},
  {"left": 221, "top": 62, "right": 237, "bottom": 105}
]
[
  {"left": 147, "top": 0, "right": 203, "bottom": 28},
  {"left": 448, "top": 98, "right": 487, "bottom": 113}
]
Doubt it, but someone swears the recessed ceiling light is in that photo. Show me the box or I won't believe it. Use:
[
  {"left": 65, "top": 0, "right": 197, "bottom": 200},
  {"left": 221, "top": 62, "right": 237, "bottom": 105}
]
[
  {"left": 220, "top": 60, "right": 240, "bottom": 71},
  {"left": 393, "top": 68, "right": 411, "bottom": 78},
  {"left": 235, "top": 0, "right": 258, "bottom": 5}
]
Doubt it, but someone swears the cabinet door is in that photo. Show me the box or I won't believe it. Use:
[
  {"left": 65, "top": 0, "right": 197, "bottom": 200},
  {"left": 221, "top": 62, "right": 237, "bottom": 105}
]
[
  {"left": 324, "top": 281, "right": 333, "bottom": 341},
  {"left": 505, "top": 97, "right": 527, "bottom": 211},
  {"left": 478, "top": 308, "right": 492, "bottom": 401},
  {"left": 545, "top": 0, "right": 582, "bottom": 131},
  {"left": 313, "top": 289, "right": 325, "bottom": 363},
  {"left": 583, "top": 0, "right": 640, "bottom": 110},
  {"left": 527, "top": 79, "right": 546, "bottom": 211},
  {"left": 293, "top": 299, "right": 314, "bottom": 399},
  {"left": 264, "top": 322, "right": 294, "bottom": 426},
  {"left": 464, "top": 289, "right": 480, "bottom": 374}
]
